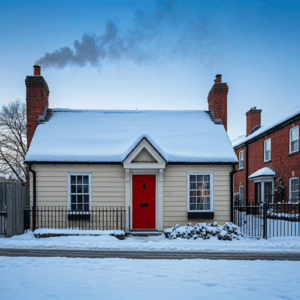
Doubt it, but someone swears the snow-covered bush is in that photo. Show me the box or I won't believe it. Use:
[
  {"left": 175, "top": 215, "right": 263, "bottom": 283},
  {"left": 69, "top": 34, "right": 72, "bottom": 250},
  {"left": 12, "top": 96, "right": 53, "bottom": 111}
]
[{"left": 163, "top": 222, "right": 243, "bottom": 241}]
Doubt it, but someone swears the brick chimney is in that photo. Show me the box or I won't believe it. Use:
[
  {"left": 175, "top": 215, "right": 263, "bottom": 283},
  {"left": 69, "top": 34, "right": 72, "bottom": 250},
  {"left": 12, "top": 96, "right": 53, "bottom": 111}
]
[
  {"left": 246, "top": 107, "right": 262, "bottom": 135},
  {"left": 25, "top": 65, "right": 49, "bottom": 150},
  {"left": 207, "top": 74, "right": 229, "bottom": 131}
]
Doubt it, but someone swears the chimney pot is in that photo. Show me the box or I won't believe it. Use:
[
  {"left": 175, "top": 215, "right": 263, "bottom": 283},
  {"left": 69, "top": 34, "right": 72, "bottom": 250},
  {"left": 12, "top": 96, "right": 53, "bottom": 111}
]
[{"left": 33, "top": 65, "right": 41, "bottom": 76}]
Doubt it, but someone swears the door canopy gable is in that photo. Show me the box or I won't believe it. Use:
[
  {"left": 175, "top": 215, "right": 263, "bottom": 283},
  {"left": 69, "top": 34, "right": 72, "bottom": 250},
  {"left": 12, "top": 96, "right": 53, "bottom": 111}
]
[{"left": 123, "top": 138, "right": 166, "bottom": 169}]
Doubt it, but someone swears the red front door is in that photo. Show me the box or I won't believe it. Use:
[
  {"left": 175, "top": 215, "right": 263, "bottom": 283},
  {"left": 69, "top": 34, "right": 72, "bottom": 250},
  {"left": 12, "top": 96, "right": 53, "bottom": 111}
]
[{"left": 132, "top": 175, "right": 156, "bottom": 229}]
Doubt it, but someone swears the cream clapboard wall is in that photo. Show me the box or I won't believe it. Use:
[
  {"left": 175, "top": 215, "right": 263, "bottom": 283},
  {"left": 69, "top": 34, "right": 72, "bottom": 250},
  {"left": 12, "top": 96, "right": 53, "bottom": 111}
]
[
  {"left": 30, "top": 164, "right": 232, "bottom": 228},
  {"left": 163, "top": 165, "right": 232, "bottom": 228},
  {"left": 30, "top": 165, "right": 126, "bottom": 208}
]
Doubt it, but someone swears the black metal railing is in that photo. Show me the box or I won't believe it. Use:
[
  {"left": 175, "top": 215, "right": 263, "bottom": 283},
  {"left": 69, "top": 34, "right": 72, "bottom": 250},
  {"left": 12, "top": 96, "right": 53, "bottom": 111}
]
[
  {"left": 233, "top": 202, "right": 300, "bottom": 239},
  {"left": 29, "top": 206, "right": 126, "bottom": 231}
]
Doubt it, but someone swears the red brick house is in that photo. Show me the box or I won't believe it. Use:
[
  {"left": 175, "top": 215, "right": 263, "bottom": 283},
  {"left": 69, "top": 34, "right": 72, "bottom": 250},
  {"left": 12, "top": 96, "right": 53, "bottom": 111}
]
[{"left": 232, "top": 107, "right": 300, "bottom": 205}]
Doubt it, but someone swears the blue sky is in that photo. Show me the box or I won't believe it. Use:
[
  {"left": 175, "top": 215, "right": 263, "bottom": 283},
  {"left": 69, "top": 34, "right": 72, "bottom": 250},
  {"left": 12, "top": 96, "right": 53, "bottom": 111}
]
[{"left": 0, "top": 0, "right": 299, "bottom": 140}]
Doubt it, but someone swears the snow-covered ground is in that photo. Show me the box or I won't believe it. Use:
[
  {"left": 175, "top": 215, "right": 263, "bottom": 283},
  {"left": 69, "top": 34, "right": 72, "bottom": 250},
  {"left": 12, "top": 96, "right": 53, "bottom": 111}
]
[
  {"left": 0, "top": 256, "right": 299, "bottom": 300},
  {"left": 1, "top": 231, "right": 300, "bottom": 252}
]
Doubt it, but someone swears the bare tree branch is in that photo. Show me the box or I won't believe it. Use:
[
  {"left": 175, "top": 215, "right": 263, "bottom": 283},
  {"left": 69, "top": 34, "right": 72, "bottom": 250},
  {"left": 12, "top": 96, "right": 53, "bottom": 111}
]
[{"left": 0, "top": 100, "right": 27, "bottom": 185}]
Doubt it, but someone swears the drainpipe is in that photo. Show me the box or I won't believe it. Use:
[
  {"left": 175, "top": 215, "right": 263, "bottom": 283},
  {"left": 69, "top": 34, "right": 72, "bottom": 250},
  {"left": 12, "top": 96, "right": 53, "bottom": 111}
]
[
  {"left": 246, "top": 143, "right": 249, "bottom": 206},
  {"left": 230, "top": 165, "right": 237, "bottom": 222},
  {"left": 28, "top": 163, "right": 36, "bottom": 232}
]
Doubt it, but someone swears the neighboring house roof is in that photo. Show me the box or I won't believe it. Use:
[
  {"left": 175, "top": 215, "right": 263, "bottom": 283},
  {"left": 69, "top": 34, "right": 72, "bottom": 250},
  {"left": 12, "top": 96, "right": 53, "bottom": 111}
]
[
  {"left": 248, "top": 167, "right": 276, "bottom": 179},
  {"left": 25, "top": 109, "right": 238, "bottom": 164},
  {"left": 231, "top": 105, "right": 300, "bottom": 148}
]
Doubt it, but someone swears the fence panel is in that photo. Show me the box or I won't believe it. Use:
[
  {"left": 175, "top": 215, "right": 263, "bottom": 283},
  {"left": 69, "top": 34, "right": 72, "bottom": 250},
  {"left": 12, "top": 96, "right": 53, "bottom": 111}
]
[
  {"left": 233, "top": 203, "right": 300, "bottom": 239},
  {"left": 32, "top": 206, "right": 126, "bottom": 231},
  {"left": 0, "top": 183, "right": 28, "bottom": 237}
]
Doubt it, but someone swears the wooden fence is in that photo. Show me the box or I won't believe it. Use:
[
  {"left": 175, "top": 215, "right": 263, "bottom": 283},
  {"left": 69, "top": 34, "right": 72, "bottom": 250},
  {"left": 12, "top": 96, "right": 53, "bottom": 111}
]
[{"left": 0, "top": 183, "right": 28, "bottom": 237}]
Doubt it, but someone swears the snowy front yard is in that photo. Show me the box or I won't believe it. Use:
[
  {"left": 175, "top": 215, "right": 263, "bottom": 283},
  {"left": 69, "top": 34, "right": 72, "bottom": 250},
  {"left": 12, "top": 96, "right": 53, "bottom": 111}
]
[
  {"left": 1, "top": 230, "right": 300, "bottom": 252},
  {"left": 0, "top": 256, "right": 299, "bottom": 300}
]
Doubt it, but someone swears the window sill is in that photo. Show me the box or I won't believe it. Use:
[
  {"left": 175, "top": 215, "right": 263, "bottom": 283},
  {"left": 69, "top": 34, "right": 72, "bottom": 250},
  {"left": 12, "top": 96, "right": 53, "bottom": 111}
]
[
  {"left": 188, "top": 212, "right": 214, "bottom": 220},
  {"left": 238, "top": 167, "right": 244, "bottom": 171},
  {"left": 263, "top": 160, "right": 271, "bottom": 163},
  {"left": 287, "top": 150, "right": 299, "bottom": 157},
  {"left": 67, "top": 212, "right": 90, "bottom": 221}
]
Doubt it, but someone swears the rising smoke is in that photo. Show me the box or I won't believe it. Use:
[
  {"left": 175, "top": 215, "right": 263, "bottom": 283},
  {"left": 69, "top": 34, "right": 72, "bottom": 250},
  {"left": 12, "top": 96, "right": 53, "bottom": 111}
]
[{"left": 35, "top": 1, "right": 212, "bottom": 69}]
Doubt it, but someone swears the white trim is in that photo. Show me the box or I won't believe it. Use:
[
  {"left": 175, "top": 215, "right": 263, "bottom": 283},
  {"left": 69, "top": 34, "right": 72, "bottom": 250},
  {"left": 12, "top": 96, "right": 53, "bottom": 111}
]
[
  {"left": 124, "top": 168, "right": 164, "bottom": 231},
  {"left": 67, "top": 172, "right": 92, "bottom": 211},
  {"left": 187, "top": 172, "right": 214, "bottom": 212},
  {"left": 264, "top": 138, "right": 271, "bottom": 162},
  {"left": 239, "top": 150, "right": 244, "bottom": 169},
  {"left": 289, "top": 126, "right": 299, "bottom": 154},
  {"left": 123, "top": 138, "right": 166, "bottom": 169},
  {"left": 250, "top": 176, "right": 274, "bottom": 203},
  {"left": 289, "top": 177, "right": 299, "bottom": 203}
]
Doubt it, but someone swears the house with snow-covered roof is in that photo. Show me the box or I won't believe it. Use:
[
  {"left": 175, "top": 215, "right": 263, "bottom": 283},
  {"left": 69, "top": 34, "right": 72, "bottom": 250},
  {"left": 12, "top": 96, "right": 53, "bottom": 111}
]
[
  {"left": 25, "top": 66, "right": 238, "bottom": 231},
  {"left": 232, "top": 106, "right": 300, "bottom": 206}
]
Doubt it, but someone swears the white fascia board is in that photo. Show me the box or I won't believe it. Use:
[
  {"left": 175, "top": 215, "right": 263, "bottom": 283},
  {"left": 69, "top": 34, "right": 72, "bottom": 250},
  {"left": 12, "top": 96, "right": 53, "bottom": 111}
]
[{"left": 123, "top": 138, "right": 166, "bottom": 166}]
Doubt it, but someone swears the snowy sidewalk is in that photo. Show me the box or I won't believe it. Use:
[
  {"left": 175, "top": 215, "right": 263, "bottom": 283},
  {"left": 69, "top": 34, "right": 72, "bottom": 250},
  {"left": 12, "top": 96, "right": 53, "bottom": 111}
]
[
  {"left": 1, "top": 248, "right": 300, "bottom": 261},
  {"left": 1, "top": 231, "right": 300, "bottom": 253}
]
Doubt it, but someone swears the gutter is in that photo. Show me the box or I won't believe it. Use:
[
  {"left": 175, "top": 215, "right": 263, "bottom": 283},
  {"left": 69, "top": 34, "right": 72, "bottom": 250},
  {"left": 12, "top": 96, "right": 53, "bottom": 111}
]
[
  {"left": 28, "top": 163, "right": 36, "bottom": 231},
  {"left": 230, "top": 165, "right": 237, "bottom": 222}
]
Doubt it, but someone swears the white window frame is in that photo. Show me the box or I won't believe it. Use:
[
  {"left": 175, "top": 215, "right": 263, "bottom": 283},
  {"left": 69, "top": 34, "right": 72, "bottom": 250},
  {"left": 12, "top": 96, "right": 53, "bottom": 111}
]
[
  {"left": 187, "top": 172, "right": 213, "bottom": 212},
  {"left": 67, "top": 172, "right": 92, "bottom": 213},
  {"left": 289, "top": 126, "right": 299, "bottom": 154},
  {"left": 239, "top": 150, "right": 244, "bottom": 169},
  {"left": 289, "top": 177, "right": 299, "bottom": 204},
  {"left": 264, "top": 138, "right": 271, "bottom": 162}
]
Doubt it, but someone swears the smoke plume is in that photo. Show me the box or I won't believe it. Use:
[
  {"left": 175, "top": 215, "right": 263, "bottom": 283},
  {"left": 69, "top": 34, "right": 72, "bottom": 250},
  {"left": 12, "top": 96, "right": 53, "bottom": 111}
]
[{"left": 35, "top": 1, "right": 213, "bottom": 69}]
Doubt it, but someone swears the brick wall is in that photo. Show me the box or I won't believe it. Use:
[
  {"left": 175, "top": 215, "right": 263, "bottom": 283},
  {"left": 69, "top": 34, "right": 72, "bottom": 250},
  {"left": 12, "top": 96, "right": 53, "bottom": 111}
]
[
  {"left": 234, "top": 119, "right": 300, "bottom": 204},
  {"left": 207, "top": 74, "right": 228, "bottom": 131}
]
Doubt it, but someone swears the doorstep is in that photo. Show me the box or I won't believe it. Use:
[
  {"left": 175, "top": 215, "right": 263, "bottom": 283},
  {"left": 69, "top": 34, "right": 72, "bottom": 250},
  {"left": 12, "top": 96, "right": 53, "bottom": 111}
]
[{"left": 126, "top": 230, "right": 163, "bottom": 237}]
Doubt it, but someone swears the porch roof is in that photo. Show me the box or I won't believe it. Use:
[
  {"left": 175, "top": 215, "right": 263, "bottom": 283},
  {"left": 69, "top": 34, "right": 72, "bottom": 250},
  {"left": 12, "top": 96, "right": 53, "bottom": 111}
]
[{"left": 248, "top": 167, "right": 276, "bottom": 179}]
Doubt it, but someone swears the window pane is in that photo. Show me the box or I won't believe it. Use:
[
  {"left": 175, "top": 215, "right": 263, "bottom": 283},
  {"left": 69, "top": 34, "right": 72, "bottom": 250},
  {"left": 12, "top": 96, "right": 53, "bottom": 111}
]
[
  {"left": 292, "top": 140, "right": 299, "bottom": 152},
  {"left": 83, "top": 176, "right": 89, "bottom": 184},
  {"left": 71, "top": 185, "right": 76, "bottom": 193},
  {"left": 77, "top": 195, "right": 82, "bottom": 203},
  {"left": 197, "top": 175, "right": 203, "bottom": 182},
  {"left": 71, "top": 176, "right": 76, "bottom": 184},
  {"left": 204, "top": 190, "right": 210, "bottom": 196},
  {"left": 190, "top": 203, "right": 196, "bottom": 210},
  {"left": 77, "top": 204, "right": 82, "bottom": 211},
  {"left": 203, "top": 183, "right": 210, "bottom": 189},
  {"left": 190, "top": 197, "right": 196, "bottom": 204},
  {"left": 265, "top": 139, "right": 270, "bottom": 150},
  {"left": 190, "top": 191, "right": 196, "bottom": 197},
  {"left": 190, "top": 183, "right": 196, "bottom": 189},
  {"left": 77, "top": 176, "right": 82, "bottom": 184},
  {"left": 84, "top": 204, "right": 89, "bottom": 211},
  {"left": 204, "top": 175, "right": 210, "bottom": 182},
  {"left": 83, "top": 185, "right": 89, "bottom": 193},
  {"left": 196, "top": 197, "right": 201, "bottom": 204},
  {"left": 264, "top": 182, "right": 272, "bottom": 202},
  {"left": 71, "top": 204, "right": 76, "bottom": 210},
  {"left": 197, "top": 190, "right": 202, "bottom": 196},
  {"left": 84, "top": 195, "right": 89, "bottom": 203},
  {"left": 190, "top": 175, "right": 196, "bottom": 182},
  {"left": 291, "top": 127, "right": 299, "bottom": 141},
  {"left": 77, "top": 185, "right": 82, "bottom": 193},
  {"left": 71, "top": 195, "right": 76, "bottom": 204}
]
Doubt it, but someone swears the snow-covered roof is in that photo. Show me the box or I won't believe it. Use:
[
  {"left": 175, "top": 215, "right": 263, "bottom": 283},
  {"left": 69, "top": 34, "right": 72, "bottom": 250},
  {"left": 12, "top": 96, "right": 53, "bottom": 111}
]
[
  {"left": 248, "top": 167, "right": 276, "bottom": 179},
  {"left": 25, "top": 109, "right": 238, "bottom": 163},
  {"left": 232, "top": 105, "right": 300, "bottom": 148}
]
